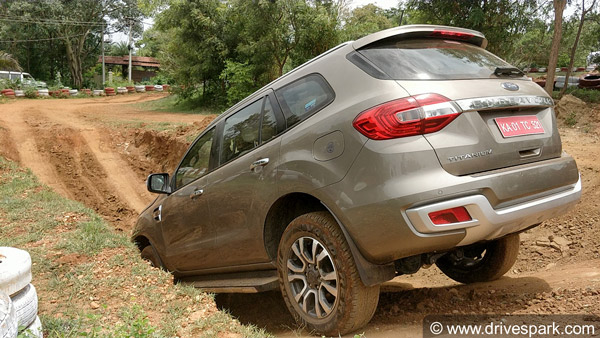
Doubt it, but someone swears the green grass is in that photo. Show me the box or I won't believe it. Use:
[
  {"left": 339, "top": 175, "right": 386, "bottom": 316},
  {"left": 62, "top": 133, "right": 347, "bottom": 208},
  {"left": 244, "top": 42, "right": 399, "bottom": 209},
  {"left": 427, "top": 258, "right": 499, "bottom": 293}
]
[
  {"left": 134, "top": 94, "right": 220, "bottom": 114},
  {"left": 0, "top": 156, "right": 272, "bottom": 338},
  {"left": 555, "top": 87, "right": 600, "bottom": 104}
]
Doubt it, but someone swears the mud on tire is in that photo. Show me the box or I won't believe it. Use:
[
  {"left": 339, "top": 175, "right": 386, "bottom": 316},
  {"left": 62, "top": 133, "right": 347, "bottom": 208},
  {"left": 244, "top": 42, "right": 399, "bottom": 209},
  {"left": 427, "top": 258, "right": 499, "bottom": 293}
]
[
  {"left": 436, "top": 233, "right": 520, "bottom": 284},
  {"left": 277, "top": 211, "right": 380, "bottom": 336}
]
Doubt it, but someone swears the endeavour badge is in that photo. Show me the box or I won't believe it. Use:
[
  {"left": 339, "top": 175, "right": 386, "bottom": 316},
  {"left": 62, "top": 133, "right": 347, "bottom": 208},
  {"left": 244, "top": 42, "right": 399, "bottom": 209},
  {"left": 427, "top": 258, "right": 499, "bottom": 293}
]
[{"left": 501, "top": 82, "right": 519, "bottom": 91}]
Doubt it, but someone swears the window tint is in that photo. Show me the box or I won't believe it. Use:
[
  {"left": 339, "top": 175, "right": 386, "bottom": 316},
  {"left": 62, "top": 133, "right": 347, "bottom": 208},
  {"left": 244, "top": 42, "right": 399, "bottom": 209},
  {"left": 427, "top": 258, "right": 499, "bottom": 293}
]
[
  {"left": 358, "top": 39, "right": 514, "bottom": 80},
  {"left": 175, "top": 128, "right": 214, "bottom": 189},
  {"left": 261, "top": 97, "right": 280, "bottom": 143},
  {"left": 275, "top": 74, "right": 334, "bottom": 128},
  {"left": 10, "top": 74, "right": 20, "bottom": 80},
  {"left": 221, "top": 99, "right": 262, "bottom": 164}
]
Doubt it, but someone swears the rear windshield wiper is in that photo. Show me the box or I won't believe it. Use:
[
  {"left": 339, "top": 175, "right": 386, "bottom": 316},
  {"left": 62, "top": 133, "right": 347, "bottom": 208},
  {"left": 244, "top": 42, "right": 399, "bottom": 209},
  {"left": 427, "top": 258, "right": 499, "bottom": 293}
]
[{"left": 493, "top": 67, "right": 524, "bottom": 78}]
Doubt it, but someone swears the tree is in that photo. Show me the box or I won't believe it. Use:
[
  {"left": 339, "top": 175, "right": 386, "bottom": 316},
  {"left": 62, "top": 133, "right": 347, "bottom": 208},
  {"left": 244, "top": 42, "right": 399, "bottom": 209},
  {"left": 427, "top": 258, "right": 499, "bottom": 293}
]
[
  {"left": 340, "top": 4, "right": 395, "bottom": 41},
  {"left": 559, "top": 0, "right": 597, "bottom": 98},
  {"left": 0, "top": 0, "right": 144, "bottom": 88},
  {"left": 0, "top": 51, "right": 22, "bottom": 71},
  {"left": 109, "top": 41, "right": 132, "bottom": 56},
  {"left": 545, "top": 0, "right": 568, "bottom": 95},
  {"left": 402, "top": 0, "right": 538, "bottom": 57}
]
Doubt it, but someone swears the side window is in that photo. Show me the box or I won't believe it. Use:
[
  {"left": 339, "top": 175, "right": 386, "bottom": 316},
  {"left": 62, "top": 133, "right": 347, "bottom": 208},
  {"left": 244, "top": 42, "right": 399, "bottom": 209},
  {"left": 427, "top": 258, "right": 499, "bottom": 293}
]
[
  {"left": 175, "top": 128, "right": 215, "bottom": 189},
  {"left": 0, "top": 73, "right": 8, "bottom": 79},
  {"left": 261, "top": 96, "right": 280, "bottom": 143},
  {"left": 10, "top": 73, "right": 20, "bottom": 80},
  {"left": 275, "top": 74, "right": 334, "bottom": 128},
  {"left": 221, "top": 99, "right": 262, "bottom": 164}
]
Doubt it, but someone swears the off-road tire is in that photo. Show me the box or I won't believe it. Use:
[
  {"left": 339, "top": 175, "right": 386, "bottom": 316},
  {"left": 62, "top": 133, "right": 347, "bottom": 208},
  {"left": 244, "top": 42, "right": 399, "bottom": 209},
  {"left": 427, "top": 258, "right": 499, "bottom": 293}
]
[
  {"left": 141, "top": 245, "right": 161, "bottom": 268},
  {"left": 277, "top": 211, "right": 380, "bottom": 336},
  {"left": 436, "top": 233, "right": 520, "bottom": 284}
]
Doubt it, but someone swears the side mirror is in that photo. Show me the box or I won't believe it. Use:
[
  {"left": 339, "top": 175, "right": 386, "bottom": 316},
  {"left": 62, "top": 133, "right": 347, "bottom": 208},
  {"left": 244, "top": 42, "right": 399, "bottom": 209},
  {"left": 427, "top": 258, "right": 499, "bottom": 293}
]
[{"left": 147, "top": 173, "right": 171, "bottom": 194}]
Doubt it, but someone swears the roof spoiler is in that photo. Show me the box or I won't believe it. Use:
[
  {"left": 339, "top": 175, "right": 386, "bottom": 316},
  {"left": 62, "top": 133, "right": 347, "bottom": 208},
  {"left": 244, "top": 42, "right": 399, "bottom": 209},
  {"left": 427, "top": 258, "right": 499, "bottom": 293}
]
[{"left": 352, "top": 24, "right": 487, "bottom": 50}]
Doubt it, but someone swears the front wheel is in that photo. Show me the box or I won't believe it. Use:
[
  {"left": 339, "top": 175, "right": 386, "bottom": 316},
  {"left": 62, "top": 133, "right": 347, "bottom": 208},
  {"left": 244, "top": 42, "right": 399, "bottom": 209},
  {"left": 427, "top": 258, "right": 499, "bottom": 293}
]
[
  {"left": 277, "top": 211, "right": 380, "bottom": 336},
  {"left": 436, "top": 233, "right": 520, "bottom": 284}
]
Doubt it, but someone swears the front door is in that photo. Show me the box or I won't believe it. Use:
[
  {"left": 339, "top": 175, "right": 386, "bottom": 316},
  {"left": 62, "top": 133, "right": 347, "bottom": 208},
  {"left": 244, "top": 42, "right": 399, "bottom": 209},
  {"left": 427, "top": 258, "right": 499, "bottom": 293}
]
[{"left": 160, "top": 127, "right": 221, "bottom": 271}]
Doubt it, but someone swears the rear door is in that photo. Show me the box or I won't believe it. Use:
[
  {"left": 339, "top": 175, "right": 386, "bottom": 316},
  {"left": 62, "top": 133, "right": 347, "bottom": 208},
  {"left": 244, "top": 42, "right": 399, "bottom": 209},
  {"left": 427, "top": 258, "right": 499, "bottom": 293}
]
[
  {"left": 208, "top": 92, "right": 285, "bottom": 267},
  {"left": 356, "top": 37, "right": 562, "bottom": 176}
]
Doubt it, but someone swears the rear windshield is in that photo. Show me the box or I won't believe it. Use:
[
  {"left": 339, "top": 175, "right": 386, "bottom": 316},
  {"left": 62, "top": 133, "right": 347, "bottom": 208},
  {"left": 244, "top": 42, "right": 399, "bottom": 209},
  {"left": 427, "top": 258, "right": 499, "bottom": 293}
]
[{"left": 358, "top": 39, "right": 514, "bottom": 80}]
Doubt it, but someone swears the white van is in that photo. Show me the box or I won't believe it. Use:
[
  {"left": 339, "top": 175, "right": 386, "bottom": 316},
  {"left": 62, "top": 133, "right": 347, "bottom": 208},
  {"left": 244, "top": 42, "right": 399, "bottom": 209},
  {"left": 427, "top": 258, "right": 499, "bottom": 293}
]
[{"left": 0, "top": 71, "right": 47, "bottom": 88}]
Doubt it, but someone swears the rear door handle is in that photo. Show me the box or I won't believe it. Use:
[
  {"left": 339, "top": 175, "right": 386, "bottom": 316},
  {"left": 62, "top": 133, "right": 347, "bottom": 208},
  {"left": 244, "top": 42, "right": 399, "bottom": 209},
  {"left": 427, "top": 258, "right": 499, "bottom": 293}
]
[
  {"left": 190, "top": 188, "right": 204, "bottom": 199},
  {"left": 250, "top": 158, "right": 270, "bottom": 170}
]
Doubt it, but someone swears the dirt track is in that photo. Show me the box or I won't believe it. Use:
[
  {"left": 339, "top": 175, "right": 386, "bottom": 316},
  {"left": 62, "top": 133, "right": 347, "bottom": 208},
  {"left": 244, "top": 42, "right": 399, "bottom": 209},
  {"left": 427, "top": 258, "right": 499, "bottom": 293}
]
[{"left": 0, "top": 95, "right": 598, "bottom": 336}]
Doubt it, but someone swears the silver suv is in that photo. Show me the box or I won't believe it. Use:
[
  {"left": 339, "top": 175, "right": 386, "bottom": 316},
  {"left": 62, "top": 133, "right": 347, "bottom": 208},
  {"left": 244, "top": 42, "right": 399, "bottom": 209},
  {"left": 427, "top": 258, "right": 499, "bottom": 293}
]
[{"left": 133, "top": 25, "right": 581, "bottom": 335}]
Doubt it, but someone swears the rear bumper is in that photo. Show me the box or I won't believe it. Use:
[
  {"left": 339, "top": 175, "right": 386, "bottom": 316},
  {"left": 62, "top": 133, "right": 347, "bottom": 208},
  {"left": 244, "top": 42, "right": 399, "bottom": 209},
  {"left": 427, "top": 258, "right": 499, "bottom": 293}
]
[{"left": 405, "top": 175, "right": 581, "bottom": 246}]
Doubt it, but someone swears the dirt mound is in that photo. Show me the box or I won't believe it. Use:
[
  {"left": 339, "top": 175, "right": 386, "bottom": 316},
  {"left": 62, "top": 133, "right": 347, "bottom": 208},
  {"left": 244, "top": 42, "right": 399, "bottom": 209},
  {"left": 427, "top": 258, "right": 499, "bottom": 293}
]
[{"left": 555, "top": 94, "right": 599, "bottom": 132}]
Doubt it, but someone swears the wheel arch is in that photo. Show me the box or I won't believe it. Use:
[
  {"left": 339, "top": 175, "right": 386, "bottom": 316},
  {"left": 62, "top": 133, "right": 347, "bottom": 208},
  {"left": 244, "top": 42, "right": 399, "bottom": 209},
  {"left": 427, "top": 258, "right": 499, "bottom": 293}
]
[{"left": 263, "top": 192, "right": 395, "bottom": 286}]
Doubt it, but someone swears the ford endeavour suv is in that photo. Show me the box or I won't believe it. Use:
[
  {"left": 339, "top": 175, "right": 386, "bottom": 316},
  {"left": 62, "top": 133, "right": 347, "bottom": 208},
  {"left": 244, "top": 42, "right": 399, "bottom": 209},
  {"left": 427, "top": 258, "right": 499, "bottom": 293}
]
[{"left": 132, "top": 25, "right": 581, "bottom": 335}]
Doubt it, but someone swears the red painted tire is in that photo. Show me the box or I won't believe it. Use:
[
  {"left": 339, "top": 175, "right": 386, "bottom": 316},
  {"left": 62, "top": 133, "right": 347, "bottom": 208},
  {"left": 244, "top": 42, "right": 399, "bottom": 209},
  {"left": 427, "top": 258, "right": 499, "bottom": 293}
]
[
  {"left": 126, "top": 86, "right": 135, "bottom": 93},
  {"left": 162, "top": 85, "right": 170, "bottom": 92},
  {"left": 1, "top": 89, "right": 15, "bottom": 95},
  {"left": 145, "top": 85, "right": 155, "bottom": 91},
  {"left": 579, "top": 74, "right": 600, "bottom": 87},
  {"left": 529, "top": 67, "right": 538, "bottom": 73}
]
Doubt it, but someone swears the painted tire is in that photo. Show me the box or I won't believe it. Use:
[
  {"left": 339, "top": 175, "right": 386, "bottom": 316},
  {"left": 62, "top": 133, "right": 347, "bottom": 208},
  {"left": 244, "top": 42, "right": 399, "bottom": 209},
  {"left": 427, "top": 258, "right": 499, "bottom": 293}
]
[
  {"left": 69, "top": 89, "right": 78, "bottom": 96},
  {"left": 154, "top": 85, "right": 163, "bottom": 92},
  {"left": 135, "top": 85, "right": 145, "bottom": 93},
  {"left": 0, "top": 247, "right": 32, "bottom": 297},
  {"left": 579, "top": 74, "right": 600, "bottom": 87},
  {"left": 20, "top": 316, "right": 42, "bottom": 338},
  {"left": 14, "top": 90, "right": 24, "bottom": 97},
  {"left": 11, "top": 284, "right": 37, "bottom": 329},
  {"left": 0, "top": 291, "right": 17, "bottom": 338},
  {"left": 145, "top": 85, "right": 154, "bottom": 91},
  {"left": 0, "top": 89, "right": 14, "bottom": 95}
]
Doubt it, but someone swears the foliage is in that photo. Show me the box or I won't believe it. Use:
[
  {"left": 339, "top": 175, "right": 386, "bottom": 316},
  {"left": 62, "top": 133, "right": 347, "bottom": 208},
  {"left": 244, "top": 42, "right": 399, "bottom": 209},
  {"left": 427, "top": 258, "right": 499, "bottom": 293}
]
[
  {"left": 108, "top": 41, "right": 132, "bottom": 57},
  {"left": 402, "top": 0, "right": 541, "bottom": 57},
  {"left": 340, "top": 4, "right": 395, "bottom": 41},
  {"left": 0, "top": 0, "right": 145, "bottom": 88},
  {"left": 0, "top": 51, "right": 22, "bottom": 71},
  {"left": 24, "top": 87, "right": 37, "bottom": 98},
  {"left": 560, "top": 87, "right": 600, "bottom": 103},
  {"left": 220, "top": 60, "right": 256, "bottom": 106}
]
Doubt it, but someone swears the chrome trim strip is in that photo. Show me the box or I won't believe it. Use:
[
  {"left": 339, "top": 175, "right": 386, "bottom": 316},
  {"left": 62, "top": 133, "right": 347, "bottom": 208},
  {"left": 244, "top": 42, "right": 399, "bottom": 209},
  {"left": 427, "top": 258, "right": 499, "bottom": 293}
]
[{"left": 455, "top": 95, "right": 554, "bottom": 112}]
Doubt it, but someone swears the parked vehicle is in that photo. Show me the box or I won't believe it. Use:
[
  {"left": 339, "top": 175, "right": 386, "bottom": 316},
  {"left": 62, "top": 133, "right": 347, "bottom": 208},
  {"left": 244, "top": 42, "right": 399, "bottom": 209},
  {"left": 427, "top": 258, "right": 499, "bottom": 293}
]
[
  {"left": 0, "top": 71, "right": 47, "bottom": 88},
  {"left": 132, "top": 25, "right": 581, "bottom": 335}
]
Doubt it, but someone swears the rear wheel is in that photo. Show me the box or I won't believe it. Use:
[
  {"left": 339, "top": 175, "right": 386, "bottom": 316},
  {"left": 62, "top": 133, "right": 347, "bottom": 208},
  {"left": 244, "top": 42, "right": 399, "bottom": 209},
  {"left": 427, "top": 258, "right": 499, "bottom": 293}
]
[
  {"left": 277, "top": 212, "right": 379, "bottom": 336},
  {"left": 436, "top": 233, "right": 520, "bottom": 284}
]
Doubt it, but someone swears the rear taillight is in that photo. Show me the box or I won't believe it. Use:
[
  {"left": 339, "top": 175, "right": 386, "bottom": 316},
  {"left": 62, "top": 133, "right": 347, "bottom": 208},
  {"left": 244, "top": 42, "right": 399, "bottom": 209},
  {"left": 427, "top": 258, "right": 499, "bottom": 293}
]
[
  {"left": 428, "top": 207, "right": 472, "bottom": 225},
  {"left": 430, "top": 29, "right": 474, "bottom": 40},
  {"left": 352, "top": 93, "right": 462, "bottom": 140}
]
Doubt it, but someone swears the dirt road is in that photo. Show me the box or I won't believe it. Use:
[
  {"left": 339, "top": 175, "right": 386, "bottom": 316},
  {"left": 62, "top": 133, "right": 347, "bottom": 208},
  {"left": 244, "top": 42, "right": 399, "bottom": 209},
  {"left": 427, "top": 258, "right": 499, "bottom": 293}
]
[{"left": 0, "top": 95, "right": 598, "bottom": 336}]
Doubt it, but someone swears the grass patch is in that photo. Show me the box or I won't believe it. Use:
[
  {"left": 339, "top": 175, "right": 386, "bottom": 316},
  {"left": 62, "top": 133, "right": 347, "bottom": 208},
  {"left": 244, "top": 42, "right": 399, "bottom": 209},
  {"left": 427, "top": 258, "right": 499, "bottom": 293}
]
[
  {"left": 0, "top": 156, "right": 272, "bottom": 338},
  {"left": 102, "top": 119, "right": 189, "bottom": 134},
  {"left": 134, "top": 94, "right": 220, "bottom": 115},
  {"left": 555, "top": 87, "right": 600, "bottom": 104}
]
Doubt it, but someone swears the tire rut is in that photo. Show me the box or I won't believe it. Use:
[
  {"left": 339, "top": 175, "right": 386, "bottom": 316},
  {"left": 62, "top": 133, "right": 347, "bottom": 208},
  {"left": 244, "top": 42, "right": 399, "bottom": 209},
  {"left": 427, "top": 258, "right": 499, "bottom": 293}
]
[{"left": 32, "top": 122, "right": 136, "bottom": 231}]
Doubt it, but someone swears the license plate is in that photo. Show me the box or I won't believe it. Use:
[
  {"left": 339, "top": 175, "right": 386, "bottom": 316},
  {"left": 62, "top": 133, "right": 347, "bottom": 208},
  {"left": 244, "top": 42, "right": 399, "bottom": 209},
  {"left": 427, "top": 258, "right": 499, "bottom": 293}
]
[{"left": 494, "top": 115, "right": 545, "bottom": 138}]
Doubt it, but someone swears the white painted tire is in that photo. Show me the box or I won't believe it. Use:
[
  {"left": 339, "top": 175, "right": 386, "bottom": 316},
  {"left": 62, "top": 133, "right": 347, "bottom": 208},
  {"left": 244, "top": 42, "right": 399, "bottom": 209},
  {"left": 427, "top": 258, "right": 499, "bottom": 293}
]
[
  {"left": 20, "top": 316, "right": 41, "bottom": 338},
  {"left": 135, "top": 85, "right": 145, "bottom": 92},
  {"left": 68, "top": 89, "right": 78, "bottom": 96},
  {"left": 13, "top": 90, "right": 24, "bottom": 97},
  {"left": 37, "top": 90, "right": 49, "bottom": 97},
  {"left": 0, "top": 248, "right": 32, "bottom": 297},
  {"left": 92, "top": 90, "right": 103, "bottom": 96},
  {"left": 11, "top": 284, "right": 37, "bottom": 329},
  {"left": 154, "top": 85, "right": 163, "bottom": 92},
  {"left": 0, "top": 292, "right": 17, "bottom": 338}
]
